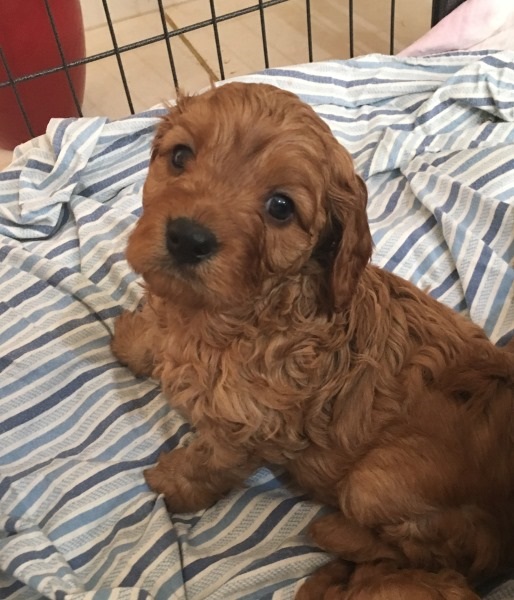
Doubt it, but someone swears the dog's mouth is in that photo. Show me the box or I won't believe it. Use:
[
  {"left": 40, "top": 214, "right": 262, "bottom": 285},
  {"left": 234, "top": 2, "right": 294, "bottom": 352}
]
[
  {"left": 151, "top": 246, "right": 209, "bottom": 284},
  {"left": 164, "top": 258, "right": 206, "bottom": 284},
  {"left": 141, "top": 256, "right": 211, "bottom": 306}
]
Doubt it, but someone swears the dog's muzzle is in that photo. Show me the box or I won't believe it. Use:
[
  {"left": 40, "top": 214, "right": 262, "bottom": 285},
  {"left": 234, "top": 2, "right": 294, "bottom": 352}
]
[{"left": 166, "top": 217, "right": 219, "bottom": 265}]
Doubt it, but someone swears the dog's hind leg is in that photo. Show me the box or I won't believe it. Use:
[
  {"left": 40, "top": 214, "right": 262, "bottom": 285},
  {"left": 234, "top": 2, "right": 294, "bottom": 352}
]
[
  {"left": 383, "top": 505, "right": 503, "bottom": 580},
  {"left": 342, "top": 562, "right": 479, "bottom": 600},
  {"left": 296, "top": 562, "right": 479, "bottom": 600},
  {"left": 308, "top": 512, "right": 404, "bottom": 563},
  {"left": 301, "top": 510, "right": 490, "bottom": 599},
  {"left": 296, "top": 513, "right": 404, "bottom": 599}
]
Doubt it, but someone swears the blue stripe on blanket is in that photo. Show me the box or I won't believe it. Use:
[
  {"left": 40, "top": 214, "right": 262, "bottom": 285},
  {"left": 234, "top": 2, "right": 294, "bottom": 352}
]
[{"left": 0, "top": 50, "right": 513, "bottom": 600}]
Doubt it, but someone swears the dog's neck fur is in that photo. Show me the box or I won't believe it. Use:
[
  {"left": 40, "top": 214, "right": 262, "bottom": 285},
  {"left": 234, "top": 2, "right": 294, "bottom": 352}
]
[
  {"left": 157, "top": 259, "right": 333, "bottom": 340},
  {"left": 148, "top": 261, "right": 497, "bottom": 468}
]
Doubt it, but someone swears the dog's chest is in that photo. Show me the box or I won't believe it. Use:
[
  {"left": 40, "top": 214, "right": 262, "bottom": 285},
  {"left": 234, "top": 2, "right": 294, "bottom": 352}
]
[{"left": 155, "top": 320, "right": 343, "bottom": 454}]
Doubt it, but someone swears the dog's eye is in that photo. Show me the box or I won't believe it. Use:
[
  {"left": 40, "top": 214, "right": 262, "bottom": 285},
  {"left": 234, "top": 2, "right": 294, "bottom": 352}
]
[
  {"left": 170, "top": 144, "right": 194, "bottom": 171},
  {"left": 265, "top": 194, "right": 295, "bottom": 222}
]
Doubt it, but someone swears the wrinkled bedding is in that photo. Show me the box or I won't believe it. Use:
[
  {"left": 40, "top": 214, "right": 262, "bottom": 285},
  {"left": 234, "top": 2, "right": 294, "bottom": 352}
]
[{"left": 1, "top": 51, "right": 513, "bottom": 600}]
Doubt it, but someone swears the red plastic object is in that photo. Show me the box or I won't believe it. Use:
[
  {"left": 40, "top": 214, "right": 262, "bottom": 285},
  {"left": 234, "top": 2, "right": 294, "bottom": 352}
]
[{"left": 0, "top": 0, "right": 86, "bottom": 149}]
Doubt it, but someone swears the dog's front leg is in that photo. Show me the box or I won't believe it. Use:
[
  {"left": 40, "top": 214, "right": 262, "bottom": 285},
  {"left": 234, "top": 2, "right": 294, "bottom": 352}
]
[
  {"left": 144, "top": 433, "right": 258, "bottom": 513},
  {"left": 111, "top": 306, "right": 156, "bottom": 378}
]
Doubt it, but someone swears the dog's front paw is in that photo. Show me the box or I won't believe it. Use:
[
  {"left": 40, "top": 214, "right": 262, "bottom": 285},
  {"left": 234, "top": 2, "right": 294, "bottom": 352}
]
[
  {"left": 144, "top": 449, "right": 221, "bottom": 513},
  {"left": 111, "top": 309, "right": 154, "bottom": 378}
]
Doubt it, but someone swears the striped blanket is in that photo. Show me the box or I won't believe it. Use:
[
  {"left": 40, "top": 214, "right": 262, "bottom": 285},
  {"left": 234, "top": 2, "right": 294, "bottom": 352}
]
[{"left": 1, "top": 51, "right": 513, "bottom": 600}]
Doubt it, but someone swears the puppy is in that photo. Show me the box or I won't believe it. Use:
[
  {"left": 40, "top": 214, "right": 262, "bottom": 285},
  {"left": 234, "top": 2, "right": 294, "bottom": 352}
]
[{"left": 111, "top": 82, "right": 514, "bottom": 599}]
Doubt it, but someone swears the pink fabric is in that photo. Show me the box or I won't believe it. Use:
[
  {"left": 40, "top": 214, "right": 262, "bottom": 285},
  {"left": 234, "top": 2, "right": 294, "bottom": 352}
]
[{"left": 399, "top": 0, "right": 514, "bottom": 56}]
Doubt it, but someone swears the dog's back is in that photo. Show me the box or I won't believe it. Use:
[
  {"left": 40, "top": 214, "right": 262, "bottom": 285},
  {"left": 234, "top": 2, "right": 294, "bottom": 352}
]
[{"left": 294, "top": 267, "right": 514, "bottom": 593}]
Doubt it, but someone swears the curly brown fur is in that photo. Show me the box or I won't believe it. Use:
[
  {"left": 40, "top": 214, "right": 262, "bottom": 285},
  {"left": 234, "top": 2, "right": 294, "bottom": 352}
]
[{"left": 111, "top": 82, "right": 514, "bottom": 599}]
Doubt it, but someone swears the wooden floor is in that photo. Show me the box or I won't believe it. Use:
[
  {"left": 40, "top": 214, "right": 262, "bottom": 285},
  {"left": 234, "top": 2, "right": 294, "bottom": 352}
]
[{"left": 0, "top": 0, "right": 432, "bottom": 169}]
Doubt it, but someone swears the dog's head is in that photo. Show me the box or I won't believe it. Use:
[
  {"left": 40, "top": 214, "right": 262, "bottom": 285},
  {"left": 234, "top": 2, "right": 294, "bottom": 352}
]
[{"left": 127, "top": 82, "right": 372, "bottom": 312}]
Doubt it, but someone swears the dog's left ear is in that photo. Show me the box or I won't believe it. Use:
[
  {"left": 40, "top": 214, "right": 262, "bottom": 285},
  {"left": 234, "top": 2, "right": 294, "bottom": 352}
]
[{"left": 325, "top": 146, "right": 373, "bottom": 312}]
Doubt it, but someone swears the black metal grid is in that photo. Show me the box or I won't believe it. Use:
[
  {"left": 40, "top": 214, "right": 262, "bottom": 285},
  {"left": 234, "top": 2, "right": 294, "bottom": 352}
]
[
  {"left": 432, "top": 0, "right": 467, "bottom": 27},
  {"left": 0, "top": 0, "right": 465, "bottom": 143}
]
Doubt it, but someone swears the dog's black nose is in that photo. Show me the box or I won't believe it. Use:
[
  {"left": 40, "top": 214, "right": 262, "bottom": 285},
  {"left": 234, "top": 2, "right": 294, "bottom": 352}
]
[{"left": 166, "top": 217, "right": 218, "bottom": 265}]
